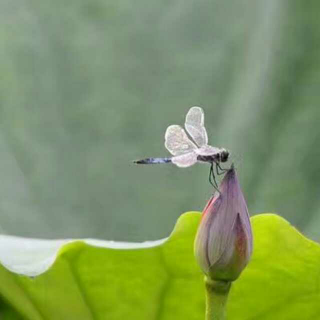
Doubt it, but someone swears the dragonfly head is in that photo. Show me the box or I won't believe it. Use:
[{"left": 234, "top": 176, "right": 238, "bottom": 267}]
[{"left": 220, "top": 149, "right": 229, "bottom": 163}]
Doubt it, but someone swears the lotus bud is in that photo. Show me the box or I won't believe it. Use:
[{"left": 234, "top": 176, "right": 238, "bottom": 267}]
[{"left": 194, "top": 167, "right": 253, "bottom": 281}]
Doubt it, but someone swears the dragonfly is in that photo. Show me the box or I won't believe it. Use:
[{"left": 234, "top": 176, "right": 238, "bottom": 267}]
[{"left": 134, "top": 106, "right": 230, "bottom": 189}]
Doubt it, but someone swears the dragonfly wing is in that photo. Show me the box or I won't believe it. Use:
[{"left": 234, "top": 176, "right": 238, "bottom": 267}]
[
  {"left": 172, "top": 152, "right": 198, "bottom": 168},
  {"left": 185, "top": 106, "right": 208, "bottom": 147},
  {"left": 165, "top": 125, "right": 197, "bottom": 156}
]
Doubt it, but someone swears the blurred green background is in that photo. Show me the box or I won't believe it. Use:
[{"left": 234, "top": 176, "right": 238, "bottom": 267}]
[{"left": 0, "top": 0, "right": 319, "bottom": 241}]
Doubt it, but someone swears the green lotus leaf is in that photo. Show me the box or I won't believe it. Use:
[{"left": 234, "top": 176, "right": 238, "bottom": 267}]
[{"left": 0, "top": 213, "right": 319, "bottom": 319}]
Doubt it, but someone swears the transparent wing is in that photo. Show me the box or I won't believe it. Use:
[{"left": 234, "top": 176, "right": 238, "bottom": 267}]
[
  {"left": 185, "top": 106, "right": 208, "bottom": 147},
  {"left": 165, "top": 125, "right": 197, "bottom": 156},
  {"left": 171, "top": 152, "right": 198, "bottom": 168}
]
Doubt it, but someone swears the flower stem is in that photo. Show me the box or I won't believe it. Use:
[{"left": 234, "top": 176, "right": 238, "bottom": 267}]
[{"left": 205, "top": 277, "right": 231, "bottom": 320}]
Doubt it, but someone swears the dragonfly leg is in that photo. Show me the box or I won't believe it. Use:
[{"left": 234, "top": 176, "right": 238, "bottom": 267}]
[
  {"left": 215, "top": 162, "right": 222, "bottom": 176},
  {"left": 215, "top": 162, "right": 229, "bottom": 175},
  {"left": 209, "top": 163, "right": 220, "bottom": 193}
]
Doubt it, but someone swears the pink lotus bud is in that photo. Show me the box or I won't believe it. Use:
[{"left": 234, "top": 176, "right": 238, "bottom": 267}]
[{"left": 194, "top": 167, "right": 253, "bottom": 281}]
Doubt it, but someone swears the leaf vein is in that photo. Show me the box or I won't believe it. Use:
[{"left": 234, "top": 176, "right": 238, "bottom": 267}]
[{"left": 65, "top": 255, "right": 97, "bottom": 320}]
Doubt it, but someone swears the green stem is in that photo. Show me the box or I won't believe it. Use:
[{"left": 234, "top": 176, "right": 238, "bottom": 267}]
[{"left": 205, "top": 277, "right": 231, "bottom": 320}]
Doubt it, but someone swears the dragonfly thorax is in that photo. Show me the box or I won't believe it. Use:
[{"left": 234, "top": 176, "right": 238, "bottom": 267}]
[{"left": 197, "top": 149, "right": 229, "bottom": 164}]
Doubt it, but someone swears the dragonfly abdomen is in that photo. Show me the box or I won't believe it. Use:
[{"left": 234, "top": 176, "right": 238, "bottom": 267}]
[{"left": 134, "top": 157, "right": 172, "bottom": 164}]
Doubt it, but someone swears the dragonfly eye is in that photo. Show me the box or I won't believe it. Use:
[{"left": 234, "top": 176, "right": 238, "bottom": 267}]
[{"left": 220, "top": 151, "right": 229, "bottom": 162}]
